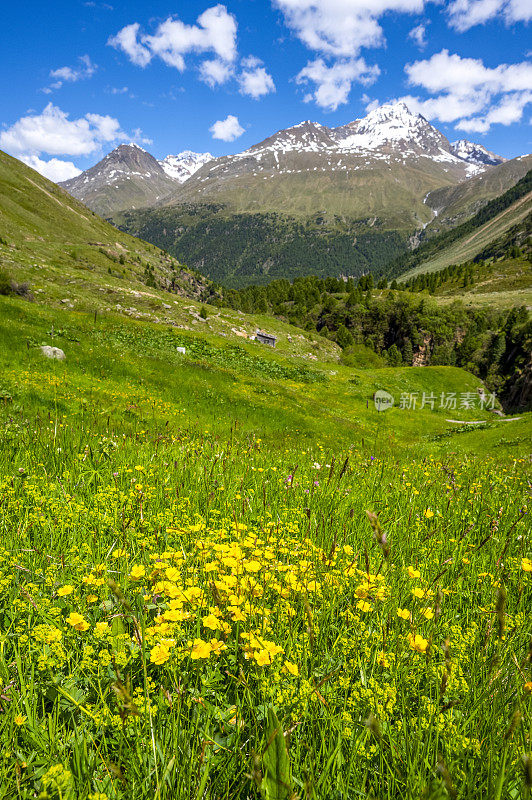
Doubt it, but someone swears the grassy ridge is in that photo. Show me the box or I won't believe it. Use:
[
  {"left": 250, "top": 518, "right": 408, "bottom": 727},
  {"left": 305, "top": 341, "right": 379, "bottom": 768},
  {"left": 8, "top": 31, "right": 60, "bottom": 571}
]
[
  {"left": 392, "top": 170, "right": 532, "bottom": 280},
  {"left": 0, "top": 149, "right": 209, "bottom": 302}
]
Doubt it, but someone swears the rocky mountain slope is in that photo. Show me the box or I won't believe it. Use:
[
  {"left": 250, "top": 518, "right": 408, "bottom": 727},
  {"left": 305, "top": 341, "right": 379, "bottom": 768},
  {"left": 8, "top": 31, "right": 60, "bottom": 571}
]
[
  {"left": 171, "top": 103, "right": 504, "bottom": 227},
  {"left": 394, "top": 169, "right": 532, "bottom": 280},
  {"left": 60, "top": 143, "right": 176, "bottom": 217},
  {"left": 61, "top": 103, "right": 512, "bottom": 229},
  {"left": 60, "top": 145, "right": 213, "bottom": 217},
  {"left": 424, "top": 154, "right": 532, "bottom": 233},
  {"left": 160, "top": 151, "right": 213, "bottom": 182},
  {"left": 450, "top": 140, "right": 506, "bottom": 167}
]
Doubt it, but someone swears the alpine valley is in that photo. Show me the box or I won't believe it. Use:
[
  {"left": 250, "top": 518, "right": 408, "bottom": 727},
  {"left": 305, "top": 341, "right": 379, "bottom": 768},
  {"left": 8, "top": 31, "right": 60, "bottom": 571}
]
[{"left": 59, "top": 102, "right": 531, "bottom": 287}]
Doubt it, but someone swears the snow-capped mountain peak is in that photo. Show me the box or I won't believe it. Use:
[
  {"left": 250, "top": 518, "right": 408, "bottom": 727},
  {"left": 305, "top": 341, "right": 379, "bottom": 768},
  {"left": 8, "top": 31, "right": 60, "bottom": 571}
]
[
  {"left": 160, "top": 151, "right": 214, "bottom": 183},
  {"left": 451, "top": 140, "right": 506, "bottom": 167},
  {"left": 333, "top": 101, "right": 451, "bottom": 156}
]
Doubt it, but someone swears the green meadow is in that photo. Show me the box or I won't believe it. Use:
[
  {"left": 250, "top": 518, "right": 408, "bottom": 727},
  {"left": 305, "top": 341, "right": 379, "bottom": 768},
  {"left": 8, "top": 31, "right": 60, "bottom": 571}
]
[{"left": 0, "top": 290, "right": 531, "bottom": 800}]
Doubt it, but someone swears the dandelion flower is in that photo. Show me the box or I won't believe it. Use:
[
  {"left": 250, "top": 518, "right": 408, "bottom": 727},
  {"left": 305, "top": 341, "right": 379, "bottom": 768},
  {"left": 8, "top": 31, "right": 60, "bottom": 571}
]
[
  {"left": 14, "top": 714, "right": 27, "bottom": 726},
  {"left": 522, "top": 558, "right": 532, "bottom": 573},
  {"left": 397, "top": 608, "right": 410, "bottom": 620},
  {"left": 407, "top": 567, "right": 421, "bottom": 579},
  {"left": 57, "top": 585, "right": 74, "bottom": 597}
]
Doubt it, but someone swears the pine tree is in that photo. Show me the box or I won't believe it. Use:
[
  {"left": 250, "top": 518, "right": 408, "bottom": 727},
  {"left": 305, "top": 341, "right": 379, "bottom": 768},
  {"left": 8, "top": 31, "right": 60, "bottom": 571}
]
[{"left": 402, "top": 338, "right": 413, "bottom": 365}]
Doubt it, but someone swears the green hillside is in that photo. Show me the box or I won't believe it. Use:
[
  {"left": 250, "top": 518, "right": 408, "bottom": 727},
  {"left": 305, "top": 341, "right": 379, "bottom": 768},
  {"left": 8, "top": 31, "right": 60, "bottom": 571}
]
[
  {"left": 173, "top": 159, "right": 462, "bottom": 229},
  {"left": 1, "top": 149, "right": 529, "bottom": 450},
  {"left": 114, "top": 203, "right": 407, "bottom": 288},
  {"left": 425, "top": 154, "right": 532, "bottom": 231},
  {"left": 0, "top": 149, "right": 213, "bottom": 303},
  {"left": 391, "top": 170, "right": 532, "bottom": 280},
  {"left": 400, "top": 199, "right": 531, "bottom": 283}
]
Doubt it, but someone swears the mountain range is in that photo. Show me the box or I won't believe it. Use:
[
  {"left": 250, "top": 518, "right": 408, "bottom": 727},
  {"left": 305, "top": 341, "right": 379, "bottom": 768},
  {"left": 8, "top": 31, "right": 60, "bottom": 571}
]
[
  {"left": 56, "top": 101, "right": 531, "bottom": 287},
  {"left": 61, "top": 103, "right": 512, "bottom": 222},
  {"left": 60, "top": 144, "right": 212, "bottom": 217}
]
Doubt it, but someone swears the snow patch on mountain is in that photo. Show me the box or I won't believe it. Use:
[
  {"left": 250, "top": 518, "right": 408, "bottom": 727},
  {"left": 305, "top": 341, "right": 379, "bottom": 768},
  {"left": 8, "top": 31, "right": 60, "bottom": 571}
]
[
  {"left": 160, "top": 151, "right": 214, "bottom": 183},
  {"left": 451, "top": 140, "right": 506, "bottom": 167}
]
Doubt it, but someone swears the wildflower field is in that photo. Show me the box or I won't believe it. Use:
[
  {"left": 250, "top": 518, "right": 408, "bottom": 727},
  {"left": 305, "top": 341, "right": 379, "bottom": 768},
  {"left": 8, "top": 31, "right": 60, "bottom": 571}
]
[
  {"left": 0, "top": 297, "right": 531, "bottom": 799},
  {"left": 0, "top": 413, "right": 531, "bottom": 800}
]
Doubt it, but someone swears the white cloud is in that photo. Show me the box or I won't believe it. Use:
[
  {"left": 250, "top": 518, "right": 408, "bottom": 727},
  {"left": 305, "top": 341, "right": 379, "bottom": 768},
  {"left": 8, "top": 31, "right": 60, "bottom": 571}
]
[
  {"left": 273, "top": 0, "right": 426, "bottom": 57},
  {"left": 456, "top": 91, "right": 532, "bottom": 132},
  {"left": 108, "top": 23, "right": 152, "bottom": 67},
  {"left": 210, "top": 114, "right": 244, "bottom": 141},
  {"left": 361, "top": 94, "right": 381, "bottom": 112},
  {"left": 46, "top": 55, "right": 97, "bottom": 92},
  {"left": 241, "top": 55, "right": 263, "bottom": 69},
  {"left": 109, "top": 5, "right": 237, "bottom": 73},
  {"left": 408, "top": 23, "right": 427, "bottom": 48},
  {"left": 0, "top": 103, "right": 128, "bottom": 157},
  {"left": 296, "top": 57, "right": 379, "bottom": 110},
  {"left": 238, "top": 59, "right": 276, "bottom": 98},
  {"left": 447, "top": 0, "right": 532, "bottom": 31},
  {"left": 20, "top": 155, "right": 82, "bottom": 183},
  {"left": 400, "top": 50, "right": 532, "bottom": 131},
  {"left": 405, "top": 50, "right": 532, "bottom": 95},
  {"left": 199, "top": 58, "right": 234, "bottom": 87}
]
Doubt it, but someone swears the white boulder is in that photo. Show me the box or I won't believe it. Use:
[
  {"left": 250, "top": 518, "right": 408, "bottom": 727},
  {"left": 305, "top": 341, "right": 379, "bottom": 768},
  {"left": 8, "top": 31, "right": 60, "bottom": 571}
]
[{"left": 40, "top": 346, "right": 66, "bottom": 361}]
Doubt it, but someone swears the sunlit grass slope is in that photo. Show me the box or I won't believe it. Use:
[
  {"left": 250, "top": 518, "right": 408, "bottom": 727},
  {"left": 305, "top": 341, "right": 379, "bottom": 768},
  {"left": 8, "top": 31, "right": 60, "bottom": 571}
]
[{"left": 2, "top": 295, "right": 531, "bottom": 457}]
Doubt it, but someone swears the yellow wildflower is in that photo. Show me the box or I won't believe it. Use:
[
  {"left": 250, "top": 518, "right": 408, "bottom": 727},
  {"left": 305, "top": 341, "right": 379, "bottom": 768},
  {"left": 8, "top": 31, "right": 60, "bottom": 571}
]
[
  {"left": 150, "top": 644, "right": 170, "bottom": 665},
  {"left": 244, "top": 560, "right": 262, "bottom": 573},
  {"left": 190, "top": 639, "right": 211, "bottom": 659},
  {"left": 407, "top": 633, "right": 429, "bottom": 654},
  {"left": 129, "top": 565, "right": 146, "bottom": 580},
  {"left": 283, "top": 661, "right": 299, "bottom": 676},
  {"left": 254, "top": 649, "right": 272, "bottom": 666},
  {"left": 202, "top": 614, "right": 221, "bottom": 631},
  {"left": 65, "top": 612, "right": 89, "bottom": 632}
]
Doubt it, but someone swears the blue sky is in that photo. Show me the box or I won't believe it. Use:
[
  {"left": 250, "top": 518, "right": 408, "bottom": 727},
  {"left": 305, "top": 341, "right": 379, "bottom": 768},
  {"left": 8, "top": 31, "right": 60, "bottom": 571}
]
[{"left": 1, "top": 0, "right": 531, "bottom": 181}]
